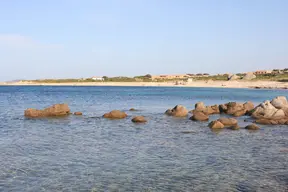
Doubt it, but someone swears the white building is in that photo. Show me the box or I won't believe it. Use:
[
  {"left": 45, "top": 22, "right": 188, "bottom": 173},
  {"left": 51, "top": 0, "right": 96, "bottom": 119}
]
[{"left": 91, "top": 76, "right": 104, "bottom": 81}]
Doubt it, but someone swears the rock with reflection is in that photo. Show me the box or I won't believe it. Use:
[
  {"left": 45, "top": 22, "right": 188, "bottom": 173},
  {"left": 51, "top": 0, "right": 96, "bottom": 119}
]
[
  {"left": 165, "top": 105, "right": 188, "bottom": 117},
  {"left": 103, "top": 110, "right": 127, "bottom": 119},
  {"left": 24, "top": 103, "right": 70, "bottom": 118}
]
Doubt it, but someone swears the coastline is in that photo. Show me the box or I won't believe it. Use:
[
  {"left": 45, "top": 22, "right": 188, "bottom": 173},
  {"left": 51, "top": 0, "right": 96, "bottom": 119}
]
[{"left": 1, "top": 80, "right": 288, "bottom": 89}]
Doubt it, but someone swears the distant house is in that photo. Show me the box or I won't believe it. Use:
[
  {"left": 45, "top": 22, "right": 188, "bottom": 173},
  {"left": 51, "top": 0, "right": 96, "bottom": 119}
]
[
  {"left": 151, "top": 74, "right": 189, "bottom": 80},
  {"left": 253, "top": 70, "right": 272, "bottom": 75},
  {"left": 91, "top": 76, "right": 104, "bottom": 81}
]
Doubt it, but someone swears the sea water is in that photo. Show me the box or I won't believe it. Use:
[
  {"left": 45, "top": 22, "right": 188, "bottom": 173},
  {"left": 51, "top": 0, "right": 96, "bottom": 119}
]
[{"left": 0, "top": 86, "right": 287, "bottom": 191}]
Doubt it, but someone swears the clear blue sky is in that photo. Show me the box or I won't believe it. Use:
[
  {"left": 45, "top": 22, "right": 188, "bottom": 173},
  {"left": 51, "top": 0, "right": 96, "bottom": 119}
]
[{"left": 0, "top": 0, "right": 287, "bottom": 81}]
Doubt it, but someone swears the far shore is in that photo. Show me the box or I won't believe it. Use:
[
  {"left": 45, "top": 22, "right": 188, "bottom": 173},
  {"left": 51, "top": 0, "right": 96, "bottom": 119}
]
[{"left": 1, "top": 80, "right": 288, "bottom": 89}]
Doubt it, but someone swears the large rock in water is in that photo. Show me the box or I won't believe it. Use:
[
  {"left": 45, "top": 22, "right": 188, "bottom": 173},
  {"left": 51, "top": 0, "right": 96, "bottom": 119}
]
[
  {"left": 252, "top": 96, "right": 288, "bottom": 125},
  {"left": 165, "top": 105, "right": 188, "bottom": 117},
  {"left": 190, "top": 111, "right": 209, "bottom": 121},
  {"left": 103, "top": 110, "right": 127, "bottom": 119},
  {"left": 220, "top": 101, "right": 254, "bottom": 117},
  {"left": 209, "top": 120, "right": 225, "bottom": 129},
  {"left": 242, "top": 72, "right": 256, "bottom": 80},
  {"left": 218, "top": 118, "right": 238, "bottom": 126},
  {"left": 193, "top": 102, "right": 220, "bottom": 115},
  {"left": 24, "top": 104, "right": 70, "bottom": 118}
]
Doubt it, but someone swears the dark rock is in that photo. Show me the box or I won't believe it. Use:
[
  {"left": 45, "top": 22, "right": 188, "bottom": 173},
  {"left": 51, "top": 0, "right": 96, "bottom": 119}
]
[{"left": 245, "top": 124, "right": 259, "bottom": 130}]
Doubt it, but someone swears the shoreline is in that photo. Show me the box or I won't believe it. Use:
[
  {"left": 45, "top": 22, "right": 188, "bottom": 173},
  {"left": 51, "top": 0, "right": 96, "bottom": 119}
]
[{"left": 0, "top": 80, "right": 288, "bottom": 89}]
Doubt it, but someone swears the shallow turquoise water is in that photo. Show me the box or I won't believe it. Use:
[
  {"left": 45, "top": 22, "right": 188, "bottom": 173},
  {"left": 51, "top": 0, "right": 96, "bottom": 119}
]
[{"left": 0, "top": 86, "right": 287, "bottom": 191}]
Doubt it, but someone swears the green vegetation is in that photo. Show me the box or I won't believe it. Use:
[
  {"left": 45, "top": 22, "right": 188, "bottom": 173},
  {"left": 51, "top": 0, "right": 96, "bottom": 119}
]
[
  {"left": 253, "top": 73, "right": 288, "bottom": 81},
  {"left": 25, "top": 70, "right": 288, "bottom": 83}
]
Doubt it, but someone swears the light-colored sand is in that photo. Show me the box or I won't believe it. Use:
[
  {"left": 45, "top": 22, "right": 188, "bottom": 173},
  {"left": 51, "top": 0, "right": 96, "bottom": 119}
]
[{"left": 1, "top": 80, "right": 288, "bottom": 89}]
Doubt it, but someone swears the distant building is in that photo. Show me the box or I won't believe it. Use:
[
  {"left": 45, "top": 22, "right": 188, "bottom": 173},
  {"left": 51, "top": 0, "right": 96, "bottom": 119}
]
[
  {"left": 91, "top": 76, "right": 104, "bottom": 81},
  {"left": 253, "top": 70, "right": 272, "bottom": 75},
  {"left": 151, "top": 74, "right": 189, "bottom": 80}
]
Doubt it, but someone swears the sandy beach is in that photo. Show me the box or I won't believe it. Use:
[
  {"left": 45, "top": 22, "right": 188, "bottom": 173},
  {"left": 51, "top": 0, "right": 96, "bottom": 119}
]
[{"left": 1, "top": 80, "right": 288, "bottom": 89}]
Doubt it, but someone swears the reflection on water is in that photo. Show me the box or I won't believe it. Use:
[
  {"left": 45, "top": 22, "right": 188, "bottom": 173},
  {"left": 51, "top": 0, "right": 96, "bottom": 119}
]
[{"left": 0, "top": 86, "right": 287, "bottom": 191}]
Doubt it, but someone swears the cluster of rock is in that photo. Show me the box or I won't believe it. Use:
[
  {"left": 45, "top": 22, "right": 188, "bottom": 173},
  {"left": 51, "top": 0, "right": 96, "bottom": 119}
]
[
  {"left": 25, "top": 104, "right": 72, "bottom": 118},
  {"left": 24, "top": 96, "right": 288, "bottom": 128},
  {"left": 102, "top": 110, "right": 147, "bottom": 123},
  {"left": 251, "top": 96, "right": 288, "bottom": 125}
]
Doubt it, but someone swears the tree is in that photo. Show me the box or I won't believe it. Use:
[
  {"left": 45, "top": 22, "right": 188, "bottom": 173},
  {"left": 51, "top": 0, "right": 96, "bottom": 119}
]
[
  {"left": 144, "top": 74, "right": 152, "bottom": 78},
  {"left": 102, "top": 76, "right": 108, "bottom": 80}
]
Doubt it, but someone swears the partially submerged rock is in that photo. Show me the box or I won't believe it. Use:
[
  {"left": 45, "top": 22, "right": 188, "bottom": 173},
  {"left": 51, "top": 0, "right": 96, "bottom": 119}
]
[
  {"left": 165, "top": 105, "right": 188, "bottom": 117},
  {"left": 193, "top": 102, "right": 220, "bottom": 115},
  {"left": 24, "top": 104, "right": 70, "bottom": 118},
  {"left": 74, "top": 112, "right": 83, "bottom": 115},
  {"left": 209, "top": 121, "right": 225, "bottom": 129},
  {"left": 131, "top": 116, "right": 147, "bottom": 123},
  {"left": 251, "top": 96, "right": 288, "bottom": 125},
  {"left": 129, "top": 108, "right": 136, "bottom": 111},
  {"left": 220, "top": 101, "right": 254, "bottom": 117},
  {"left": 190, "top": 111, "right": 209, "bottom": 121},
  {"left": 103, "top": 110, "right": 127, "bottom": 119},
  {"left": 245, "top": 124, "right": 259, "bottom": 130},
  {"left": 218, "top": 118, "right": 238, "bottom": 126},
  {"left": 227, "top": 125, "right": 241, "bottom": 130}
]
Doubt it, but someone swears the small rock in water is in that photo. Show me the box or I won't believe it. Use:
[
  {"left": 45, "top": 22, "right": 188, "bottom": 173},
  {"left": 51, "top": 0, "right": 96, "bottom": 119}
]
[
  {"left": 129, "top": 108, "right": 136, "bottom": 111},
  {"left": 181, "top": 130, "right": 196, "bottom": 134},
  {"left": 228, "top": 125, "right": 241, "bottom": 130},
  {"left": 245, "top": 124, "right": 259, "bottom": 130},
  {"left": 131, "top": 116, "right": 147, "bottom": 123},
  {"left": 74, "top": 112, "right": 83, "bottom": 115},
  {"left": 103, "top": 110, "right": 127, "bottom": 119}
]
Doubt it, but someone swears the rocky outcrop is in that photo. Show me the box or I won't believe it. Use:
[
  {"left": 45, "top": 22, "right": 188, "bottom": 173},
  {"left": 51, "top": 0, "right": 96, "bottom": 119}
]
[
  {"left": 24, "top": 104, "right": 70, "bottom": 118},
  {"left": 228, "top": 74, "right": 240, "bottom": 81},
  {"left": 165, "top": 105, "right": 188, "bottom": 117},
  {"left": 242, "top": 72, "right": 256, "bottom": 80},
  {"left": 129, "top": 108, "right": 136, "bottom": 111},
  {"left": 209, "top": 121, "right": 225, "bottom": 129},
  {"left": 131, "top": 116, "right": 147, "bottom": 123},
  {"left": 245, "top": 124, "right": 259, "bottom": 130},
  {"left": 193, "top": 102, "right": 220, "bottom": 115},
  {"left": 103, "top": 110, "right": 127, "bottom": 119},
  {"left": 219, "top": 101, "right": 254, "bottom": 116},
  {"left": 74, "top": 112, "right": 83, "bottom": 115},
  {"left": 251, "top": 96, "right": 288, "bottom": 125},
  {"left": 190, "top": 112, "right": 209, "bottom": 121}
]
